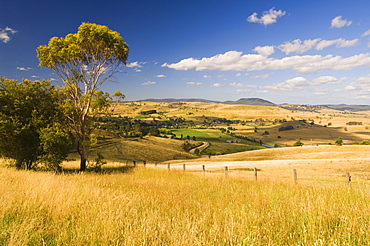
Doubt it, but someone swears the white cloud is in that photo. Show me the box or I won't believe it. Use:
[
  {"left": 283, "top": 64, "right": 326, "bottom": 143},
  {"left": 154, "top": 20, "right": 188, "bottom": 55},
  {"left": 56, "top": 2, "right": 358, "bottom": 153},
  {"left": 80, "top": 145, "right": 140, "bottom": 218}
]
[
  {"left": 134, "top": 68, "right": 142, "bottom": 72},
  {"left": 16, "top": 67, "right": 32, "bottom": 71},
  {"left": 336, "top": 38, "right": 359, "bottom": 48},
  {"left": 345, "top": 76, "right": 370, "bottom": 92},
  {"left": 331, "top": 16, "right": 352, "bottom": 28},
  {"left": 155, "top": 75, "right": 166, "bottom": 77},
  {"left": 277, "top": 38, "right": 359, "bottom": 54},
  {"left": 278, "top": 39, "right": 321, "bottom": 54},
  {"left": 247, "top": 8, "right": 286, "bottom": 26},
  {"left": 0, "top": 27, "right": 17, "bottom": 43},
  {"left": 31, "top": 75, "right": 39, "bottom": 78},
  {"left": 142, "top": 81, "right": 156, "bottom": 85},
  {"left": 229, "top": 82, "right": 245, "bottom": 87},
  {"left": 263, "top": 75, "right": 345, "bottom": 91},
  {"left": 362, "top": 29, "right": 370, "bottom": 37},
  {"left": 187, "top": 82, "right": 202, "bottom": 86},
  {"left": 253, "top": 46, "right": 275, "bottom": 56},
  {"left": 163, "top": 50, "right": 370, "bottom": 74},
  {"left": 203, "top": 75, "right": 211, "bottom": 79},
  {"left": 212, "top": 83, "right": 224, "bottom": 87},
  {"left": 127, "top": 61, "right": 143, "bottom": 68},
  {"left": 250, "top": 74, "right": 270, "bottom": 79}
]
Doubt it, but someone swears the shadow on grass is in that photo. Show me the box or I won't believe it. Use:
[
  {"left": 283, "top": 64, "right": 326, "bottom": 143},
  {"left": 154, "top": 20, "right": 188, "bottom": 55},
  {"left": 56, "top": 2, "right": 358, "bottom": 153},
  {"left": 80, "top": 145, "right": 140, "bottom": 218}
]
[{"left": 58, "top": 165, "right": 136, "bottom": 175}]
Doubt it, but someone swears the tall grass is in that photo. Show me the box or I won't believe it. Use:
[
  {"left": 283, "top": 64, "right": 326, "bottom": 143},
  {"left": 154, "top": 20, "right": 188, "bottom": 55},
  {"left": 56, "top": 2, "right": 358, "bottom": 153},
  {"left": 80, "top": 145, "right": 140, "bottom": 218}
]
[{"left": 1, "top": 164, "right": 370, "bottom": 245}]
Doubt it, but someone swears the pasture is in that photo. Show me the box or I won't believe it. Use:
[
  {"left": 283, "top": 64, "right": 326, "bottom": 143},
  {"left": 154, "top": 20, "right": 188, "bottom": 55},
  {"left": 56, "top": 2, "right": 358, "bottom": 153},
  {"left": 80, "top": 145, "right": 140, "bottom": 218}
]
[
  {"left": 3, "top": 102, "right": 370, "bottom": 245},
  {"left": 2, "top": 146, "right": 370, "bottom": 245}
]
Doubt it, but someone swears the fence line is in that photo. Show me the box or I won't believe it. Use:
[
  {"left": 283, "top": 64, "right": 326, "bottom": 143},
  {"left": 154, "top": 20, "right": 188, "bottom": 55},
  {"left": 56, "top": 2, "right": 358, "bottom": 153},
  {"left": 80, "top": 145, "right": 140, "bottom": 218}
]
[{"left": 119, "top": 161, "right": 357, "bottom": 185}]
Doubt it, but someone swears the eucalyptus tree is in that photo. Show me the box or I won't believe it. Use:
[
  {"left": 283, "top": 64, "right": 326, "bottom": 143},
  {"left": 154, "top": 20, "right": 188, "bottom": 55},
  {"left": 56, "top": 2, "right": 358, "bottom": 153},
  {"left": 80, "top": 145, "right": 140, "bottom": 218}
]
[{"left": 37, "top": 23, "right": 128, "bottom": 171}]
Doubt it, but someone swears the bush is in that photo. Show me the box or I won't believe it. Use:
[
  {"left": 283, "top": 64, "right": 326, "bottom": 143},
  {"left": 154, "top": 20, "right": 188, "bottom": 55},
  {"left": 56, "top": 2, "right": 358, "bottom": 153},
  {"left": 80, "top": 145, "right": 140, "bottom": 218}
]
[
  {"left": 293, "top": 139, "right": 304, "bottom": 146},
  {"left": 359, "top": 140, "right": 370, "bottom": 145},
  {"left": 278, "top": 125, "right": 294, "bottom": 132}
]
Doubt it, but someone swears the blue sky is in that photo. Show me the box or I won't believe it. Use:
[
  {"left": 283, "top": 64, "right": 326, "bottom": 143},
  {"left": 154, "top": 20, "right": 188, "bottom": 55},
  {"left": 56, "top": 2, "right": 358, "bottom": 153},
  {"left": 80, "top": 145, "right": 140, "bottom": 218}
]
[{"left": 3, "top": 0, "right": 370, "bottom": 104}]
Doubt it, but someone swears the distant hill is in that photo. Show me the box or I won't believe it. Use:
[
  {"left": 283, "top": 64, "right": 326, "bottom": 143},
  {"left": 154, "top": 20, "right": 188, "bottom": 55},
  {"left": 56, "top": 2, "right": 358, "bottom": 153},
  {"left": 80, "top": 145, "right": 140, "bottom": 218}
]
[
  {"left": 223, "top": 98, "right": 275, "bottom": 106},
  {"left": 138, "top": 98, "right": 217, "bottom": 103},
  {"left": 325, "top": 105, "right": 370, "bottom": 112},
  {"left": 139, "top": 98, "right": 276, "bottom": 106}
]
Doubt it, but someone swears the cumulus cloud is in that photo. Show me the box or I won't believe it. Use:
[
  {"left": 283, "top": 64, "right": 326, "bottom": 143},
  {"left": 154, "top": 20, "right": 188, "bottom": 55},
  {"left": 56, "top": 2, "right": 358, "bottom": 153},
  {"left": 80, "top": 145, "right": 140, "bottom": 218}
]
[
  {"left": 203, "top": 75, "right": 211, "bottom": 79},
  {"left": 212, "top": 83, "right": 224, "bottom": 87},
  {"left": 134, "top": 68, "right": 142, "bottom": 72},
  {"left": 187, "top": 82, "right": 202, "bottom": 86},
  {"left": 155, "top": 75, "right": 166, "bottom": 77},
  {"left": 229, "top": 82, "right": 245, "bottom": 87},
  {"left": 253, "top": 46, "right": 275, "bottom": 56},
  {"left": 362, "top": 29, "right": 370, "bottom": 37},
  {"left": 331, "top": 16, "right": 352, "bottom": 28},
  {"left": 0, "top": 27, "right": 17, "bottom": 43},
  {"left": 263, "top": 76, "right": 345, "bottom": 91},
  {"left": 278, "top": 39, "right": 321, "bottom": 55},
  {"left": 345, "top": 76, "right": 370, "bottom": 92},
  {"left": 247, "top": 8, "right": 286, "bottom": 26},
  {"left": 16, "top": 67, "right": 32, "bottom": 71},
  {"left": 127, "top": 61, "right": 143, "bottom": 68},
  {"left": 142, "top": 81, "right": 156, "bottom": 85},
  {"left": 163, "top": 50, "right": 370, "bottom": 74},
  {"left": 250, "top": 74, "right": 270, "bottom": 79}
]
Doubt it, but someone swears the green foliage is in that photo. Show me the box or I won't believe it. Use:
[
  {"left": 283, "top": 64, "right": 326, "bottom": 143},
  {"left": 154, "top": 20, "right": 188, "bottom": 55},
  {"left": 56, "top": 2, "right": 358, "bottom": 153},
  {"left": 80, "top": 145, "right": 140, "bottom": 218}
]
[
  {"left": 0, "top": 77, "right": 70, "bottom": 169},
  {"left": 38, "top": 123, "right": 72, "bottom": 171},
  {"left": 293, "top": 139, "right": 304, "bottom": 146},
  {"left": 359, "top": 140, "right": 370, "bottom": 145},
  {"left": 335, "top": 137, "right": 344, "bottom": 146},
  {"left": 89, "top": 152, "right": 107, "bottom": 172},
  {"left": 37, "top": 23, "right": 129, "bottom": 171}
]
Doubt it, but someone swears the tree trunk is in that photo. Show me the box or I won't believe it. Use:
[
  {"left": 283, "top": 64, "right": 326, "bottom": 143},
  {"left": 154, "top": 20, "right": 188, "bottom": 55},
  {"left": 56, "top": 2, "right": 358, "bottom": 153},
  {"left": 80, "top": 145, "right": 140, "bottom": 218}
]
[
  {"left": 77, "top": 140, "right": 88, "bottom": 172},
  {"left": 80, "top": 158, "right": 87, "bottom": 172}
]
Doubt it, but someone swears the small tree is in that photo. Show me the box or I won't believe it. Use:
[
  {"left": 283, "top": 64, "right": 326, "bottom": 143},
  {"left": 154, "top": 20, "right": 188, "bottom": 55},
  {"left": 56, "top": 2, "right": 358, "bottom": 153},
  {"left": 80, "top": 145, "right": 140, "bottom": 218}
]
[
  {"left": 335, "top": 137, "right": 344, "bottom": 146},
  {"left": 37, "top": 23, "right": 129, "bottom": 171},
  {"left": 293, "top": 139, "right": 304, "bottom": 147}
]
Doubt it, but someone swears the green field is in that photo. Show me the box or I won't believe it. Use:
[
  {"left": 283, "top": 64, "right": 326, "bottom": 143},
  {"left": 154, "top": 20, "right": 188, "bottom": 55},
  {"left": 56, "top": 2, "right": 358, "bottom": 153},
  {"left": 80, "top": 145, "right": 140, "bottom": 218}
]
[{"left": 171, "top": 128, "right": 264, "bottom": 155}]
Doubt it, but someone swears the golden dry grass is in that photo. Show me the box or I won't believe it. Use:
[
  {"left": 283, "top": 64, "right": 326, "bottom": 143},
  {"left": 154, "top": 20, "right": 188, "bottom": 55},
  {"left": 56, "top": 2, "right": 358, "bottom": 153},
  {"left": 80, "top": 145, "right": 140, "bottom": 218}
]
[
  {"left": 2, "top": 161, "right": 370, "bottom": 245},
  {"left": 163, "top": 145, "right": 370, "bottom": 185}
]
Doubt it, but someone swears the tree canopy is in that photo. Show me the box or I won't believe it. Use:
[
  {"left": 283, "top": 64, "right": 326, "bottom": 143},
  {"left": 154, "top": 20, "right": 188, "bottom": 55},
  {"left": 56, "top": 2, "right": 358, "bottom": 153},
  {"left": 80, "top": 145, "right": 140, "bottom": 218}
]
[
  {"left": 0, "top": 77, "right": 71, "bottom": 170},
  {"left": 37, "top": 23, "right": 129, "bottom": 171}
]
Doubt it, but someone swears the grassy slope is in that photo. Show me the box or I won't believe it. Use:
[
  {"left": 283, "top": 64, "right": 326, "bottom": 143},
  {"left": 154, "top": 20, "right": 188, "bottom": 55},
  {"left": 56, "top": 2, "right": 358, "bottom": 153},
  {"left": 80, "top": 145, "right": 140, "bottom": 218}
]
[
  {"left": 67, "top": 136, "right": 196, "bottom": 164},
  {"left": 1, "top": 163, "right": 370, "bottom": 245}
]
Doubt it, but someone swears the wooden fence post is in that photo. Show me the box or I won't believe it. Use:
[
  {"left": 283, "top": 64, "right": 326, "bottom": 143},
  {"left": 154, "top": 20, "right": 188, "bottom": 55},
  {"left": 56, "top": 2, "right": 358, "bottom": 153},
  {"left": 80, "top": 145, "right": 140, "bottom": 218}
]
[
  {"left": 143, "top": 161, "right": 146, "bottom": 167},
  {"left": 202, "top": 165, "right": 206, "bottom": 176},
  {"left": 167, "top": 163, "right": 171, "bottom": 170},
  {"left": 293, "top": 169, "right": 298, "bottom": 184},
  {"left": 183, "top": 164, "right": 186, "bottom": 172},
  {"left": 225, "top": 166, "right": 229, "bottom": 177},
  {"left": 155, "top": 162, "right": 158, "bottom": 167},
  {"left": 254, "top": 167, "right": 258, "bottom": 181},
  {"left": 346, "top": 172, "right": 351, "bottom": 186},
  {"left": 133, "top": 161, "right": 136, "bottom": 167}
]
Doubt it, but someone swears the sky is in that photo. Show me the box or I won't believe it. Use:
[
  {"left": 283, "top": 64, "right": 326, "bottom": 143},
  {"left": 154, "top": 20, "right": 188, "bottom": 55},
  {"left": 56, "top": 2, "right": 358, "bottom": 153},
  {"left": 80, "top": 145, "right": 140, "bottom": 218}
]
[{"left": 3, "top": 0, "right": 370, "bottom": 105}]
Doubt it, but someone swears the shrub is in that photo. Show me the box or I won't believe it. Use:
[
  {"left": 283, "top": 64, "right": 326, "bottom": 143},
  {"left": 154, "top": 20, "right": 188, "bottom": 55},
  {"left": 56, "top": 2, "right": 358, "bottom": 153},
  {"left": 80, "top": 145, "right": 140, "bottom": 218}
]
[{"left": 278, "top": 125, "right": 294, "bottom": 132}]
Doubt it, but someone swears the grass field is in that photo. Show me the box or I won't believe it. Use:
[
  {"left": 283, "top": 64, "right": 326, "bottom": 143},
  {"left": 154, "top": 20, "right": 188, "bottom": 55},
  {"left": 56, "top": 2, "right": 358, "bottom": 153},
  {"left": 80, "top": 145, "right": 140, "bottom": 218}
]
[
  {"left": 1, "top": 159, "right": 370, "bottom": 245},
  {"left": 171, "top": 128, "right": 264, "bottom": 155}
]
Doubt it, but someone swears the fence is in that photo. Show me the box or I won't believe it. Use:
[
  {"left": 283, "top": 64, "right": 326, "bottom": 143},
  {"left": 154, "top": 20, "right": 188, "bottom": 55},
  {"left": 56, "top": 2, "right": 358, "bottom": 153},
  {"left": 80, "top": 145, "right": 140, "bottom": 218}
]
[{"left": 119, "top": 160, "right": 356, "bottom": 185}]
